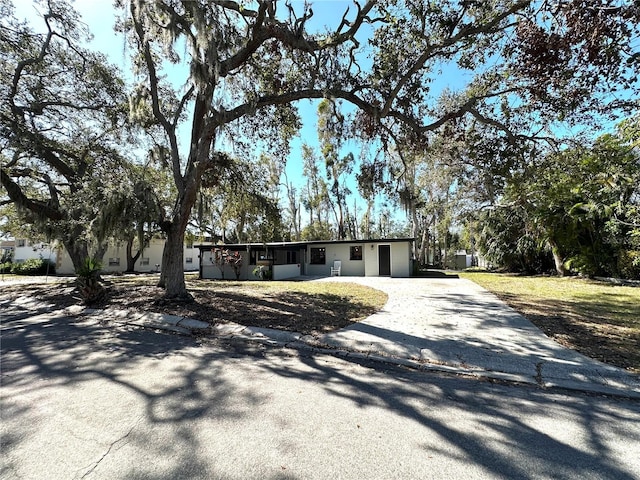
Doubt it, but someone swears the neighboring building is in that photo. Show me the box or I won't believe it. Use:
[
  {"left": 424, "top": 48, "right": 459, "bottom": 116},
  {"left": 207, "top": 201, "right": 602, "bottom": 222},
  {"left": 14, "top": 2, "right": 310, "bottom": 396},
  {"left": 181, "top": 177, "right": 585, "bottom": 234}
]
[
  {"left": 55, "top": 237, "right": 204, "bottom": 275},
  {"left": 197, "top": 238, "right": 414, "bottom": 281},
  {"left": 1, "top": 238, "right": 58, "bottom": 265},
  {"left": 2, "top": 237, "right": 204, "bottom": 275}
]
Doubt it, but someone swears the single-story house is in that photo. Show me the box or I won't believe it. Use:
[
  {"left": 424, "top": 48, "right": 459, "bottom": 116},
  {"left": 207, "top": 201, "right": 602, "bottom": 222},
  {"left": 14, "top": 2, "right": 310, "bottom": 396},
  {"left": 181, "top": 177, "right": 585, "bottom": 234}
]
[{"left": 197, "top": 238, "right": 414, "bottom": 281}]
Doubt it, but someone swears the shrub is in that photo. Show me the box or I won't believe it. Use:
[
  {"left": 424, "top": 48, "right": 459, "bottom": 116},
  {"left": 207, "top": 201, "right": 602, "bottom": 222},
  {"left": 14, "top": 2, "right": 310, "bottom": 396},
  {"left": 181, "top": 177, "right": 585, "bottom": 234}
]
[
  {"left": 10, "top": 258, "right": 56, "bottom": 275},
  {"left": 618, "top": 250, "right": 640, "bottom": 280},
  {"left": 76, "top": 258, "right": 104, "bottom": 304}
]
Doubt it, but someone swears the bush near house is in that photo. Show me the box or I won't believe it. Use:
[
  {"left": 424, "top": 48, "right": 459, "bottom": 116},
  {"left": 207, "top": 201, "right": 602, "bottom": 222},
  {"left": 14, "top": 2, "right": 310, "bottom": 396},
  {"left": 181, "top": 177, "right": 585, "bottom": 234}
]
[{"left": 9, "top": 258, "right": 56, "bottom": 275}]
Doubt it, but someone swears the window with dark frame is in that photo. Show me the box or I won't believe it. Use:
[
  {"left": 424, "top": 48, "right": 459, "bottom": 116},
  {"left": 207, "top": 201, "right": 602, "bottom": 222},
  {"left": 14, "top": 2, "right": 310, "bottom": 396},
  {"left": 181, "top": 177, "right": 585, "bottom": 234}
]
[
  {"left": 186, "top": 257, "right": 193, "bottom": 264},
  {"left": 310, "top": 247, "right": 326, "bottom": 265},
  {"left": 350, "top": 246, "right": 362, "bottom": 261},
  {"left": 286, "top": 250, "right": 297, "bottom": 264},
  {"left": 108, "top": 258, "right": 120, "bottom": 266}
]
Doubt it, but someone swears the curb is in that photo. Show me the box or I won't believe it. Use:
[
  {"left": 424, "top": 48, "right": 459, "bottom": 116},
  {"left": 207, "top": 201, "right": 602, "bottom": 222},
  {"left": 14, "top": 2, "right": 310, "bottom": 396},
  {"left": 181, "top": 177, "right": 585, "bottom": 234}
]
[{"left": 12, "top": 302, "right": 640, "bottom": 401}]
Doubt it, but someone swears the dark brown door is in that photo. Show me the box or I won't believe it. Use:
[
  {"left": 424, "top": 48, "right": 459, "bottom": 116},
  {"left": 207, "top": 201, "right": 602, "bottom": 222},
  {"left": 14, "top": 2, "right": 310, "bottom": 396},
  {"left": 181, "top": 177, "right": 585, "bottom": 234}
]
[{"left": 378, "top": 245, "right": 391, "bottom": 276}]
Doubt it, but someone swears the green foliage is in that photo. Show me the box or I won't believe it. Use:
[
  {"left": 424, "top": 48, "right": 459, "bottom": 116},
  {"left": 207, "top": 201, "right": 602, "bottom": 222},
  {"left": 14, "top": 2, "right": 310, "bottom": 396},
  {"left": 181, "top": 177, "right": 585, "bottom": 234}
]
[
  {"left": 76, "top": 258, "right": 104, "bottom": 304},
  {"left": 476, "top": 123, "right": 639, "bottom": 279},
  {"left": 477, "top": 206, "right": 553, "bottom": 274},
  {"left": 618, "top": 251, "right": 640, "bottom": 280},
  {"left": 10, "top": 258, "right": 56, "bottom": 275},
  {"left": 76, "top": 257, "right": 102, "bottom": 278},
  {"left": 252, "top": 265, "right": 272, "bottom": 281}
]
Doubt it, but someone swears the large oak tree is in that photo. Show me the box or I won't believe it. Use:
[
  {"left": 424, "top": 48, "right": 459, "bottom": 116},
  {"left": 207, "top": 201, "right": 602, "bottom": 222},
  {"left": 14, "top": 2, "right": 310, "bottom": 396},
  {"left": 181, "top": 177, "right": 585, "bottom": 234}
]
[{"left": 122, "top": 0, "right": 635, "bottom": 297}]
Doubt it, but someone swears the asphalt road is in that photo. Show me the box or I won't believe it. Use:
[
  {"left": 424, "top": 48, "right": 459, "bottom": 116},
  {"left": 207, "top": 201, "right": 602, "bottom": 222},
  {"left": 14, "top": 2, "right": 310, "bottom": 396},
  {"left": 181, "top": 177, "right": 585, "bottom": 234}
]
[{"left": 2, "top": 309, "right": 640, "bottom": 480}]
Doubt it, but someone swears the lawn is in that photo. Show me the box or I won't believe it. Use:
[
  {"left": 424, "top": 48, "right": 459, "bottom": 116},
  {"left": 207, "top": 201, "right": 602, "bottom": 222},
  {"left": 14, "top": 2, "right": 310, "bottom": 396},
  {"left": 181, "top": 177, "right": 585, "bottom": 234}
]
[
  {"left": 460, "top": 272, "right": 640, "bottom": 373},
  {"left": 0, "top": 274, "right": 387, "bottom": 336}
]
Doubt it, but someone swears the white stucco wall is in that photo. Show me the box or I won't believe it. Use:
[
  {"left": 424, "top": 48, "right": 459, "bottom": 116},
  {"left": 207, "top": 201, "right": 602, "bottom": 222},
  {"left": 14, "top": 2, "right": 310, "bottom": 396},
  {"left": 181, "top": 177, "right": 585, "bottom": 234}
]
[
  {"left": 390, "top": 241, "right": 411, "bottom": 277},
  {"left": 304, "top": 241, "right": 412, "bottom": 277},
  {"left": 54, "top": 238, "right": 198, "bottom": 275},
  {"left": 201, "top": 251, "right": 250, "bottom": 280},
  {"left": 273, "top": 264, "right": 301, "bottom": 280},
  {"left": 364, "top": 242, "right": 379, "bottom": 276}
]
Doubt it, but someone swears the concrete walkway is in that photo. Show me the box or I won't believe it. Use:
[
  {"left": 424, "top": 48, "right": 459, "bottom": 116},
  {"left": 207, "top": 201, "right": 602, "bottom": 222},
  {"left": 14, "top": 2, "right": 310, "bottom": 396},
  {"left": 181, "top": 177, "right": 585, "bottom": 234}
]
[{"left": 2, "top": 275, "right": 638, "bottom": 398}]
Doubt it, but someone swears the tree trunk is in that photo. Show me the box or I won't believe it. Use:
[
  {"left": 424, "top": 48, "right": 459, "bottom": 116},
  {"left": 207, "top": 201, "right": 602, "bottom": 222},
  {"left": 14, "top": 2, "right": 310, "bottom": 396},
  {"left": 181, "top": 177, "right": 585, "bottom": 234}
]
[
  {"left": 64, "top": 234, "right": 107, "bottom": 273},
  {"left": 420, "top": 228, "right": 428, "bottom": 267},
  {"left": 125, "top": 236, "right": 142, "bottom": 273},
  {"left": 64, "top": 238, "right": 90, "bottom": 273},
  {"left": 160, "top": 225, "right": 189, "bottom": 299},
  {"left": 548, "top": 239, "right": 568, "bottom": 277}
]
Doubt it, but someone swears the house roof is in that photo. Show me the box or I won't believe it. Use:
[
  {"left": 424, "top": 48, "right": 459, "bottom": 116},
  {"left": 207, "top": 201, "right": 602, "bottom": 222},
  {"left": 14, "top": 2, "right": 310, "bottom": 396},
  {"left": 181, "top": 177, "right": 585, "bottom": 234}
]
[{"left": 195, "top": 238, "right": 414, "bottom": 251}]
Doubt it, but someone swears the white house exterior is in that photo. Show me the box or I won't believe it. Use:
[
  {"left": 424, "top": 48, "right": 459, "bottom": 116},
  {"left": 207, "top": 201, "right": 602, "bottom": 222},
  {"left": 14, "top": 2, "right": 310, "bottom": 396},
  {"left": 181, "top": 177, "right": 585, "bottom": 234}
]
[{"left": 198, "top": 238, "right": 414, "bottom": 281}]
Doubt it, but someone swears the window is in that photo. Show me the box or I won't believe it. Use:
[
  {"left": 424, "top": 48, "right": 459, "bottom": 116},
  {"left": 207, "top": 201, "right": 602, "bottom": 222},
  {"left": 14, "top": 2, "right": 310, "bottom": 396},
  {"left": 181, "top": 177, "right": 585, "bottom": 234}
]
[
  {"left": 350, "top": 246, "right": 363, "bottom": 261},
  {"left": 250, "top": 250, "right": 267, "bottom": 264},
  {"left": 17, "top": 239, "right": 26, "bottom": 247},
  {"left": 186, "top": 240, "right": 194, "bottom": 249},
  {"left": 286, "top": 251, "right": 297, "bottom": 264},
  {"left": 310, "top": 247, "right": 326, "bottom": 265},
  {"left": 185, "top": 257, "right": 193, "bottom": 264},
  {"left": 141, "top": 257, "right": 150, "bottom": 266},
  {"left": 108, "top": 258, "right": 120, "bottom": 266}
]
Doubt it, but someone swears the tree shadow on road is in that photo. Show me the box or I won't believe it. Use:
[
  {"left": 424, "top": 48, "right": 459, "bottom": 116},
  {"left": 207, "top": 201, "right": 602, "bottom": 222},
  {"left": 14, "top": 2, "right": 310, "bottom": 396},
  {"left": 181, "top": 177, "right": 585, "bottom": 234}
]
[{"left": 2, "top": 306, "right": 639, "bottom": 479}]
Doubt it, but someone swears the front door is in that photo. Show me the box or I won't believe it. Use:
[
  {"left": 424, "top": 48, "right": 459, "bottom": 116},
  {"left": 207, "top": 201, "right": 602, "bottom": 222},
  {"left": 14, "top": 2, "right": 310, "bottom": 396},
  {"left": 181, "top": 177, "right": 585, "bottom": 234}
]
[{"left": 378, "top": 245, "right": 391, "bottom": 276}]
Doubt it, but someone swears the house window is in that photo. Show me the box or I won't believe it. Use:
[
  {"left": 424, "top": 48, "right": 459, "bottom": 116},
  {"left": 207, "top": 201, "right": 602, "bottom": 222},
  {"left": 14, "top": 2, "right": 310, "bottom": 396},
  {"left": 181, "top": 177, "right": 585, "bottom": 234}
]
[
  {"left": 17, "top": 239, "right": 26, "bottom": 247},
  {"left": 286, "top": 251, "right": 297, "bottom": 264},
  {"left": 250, "top": 250, "right": 267, "bottom": 264},
  {"left": 141, "top": 257, "right": 150, "bottom": 266},
  {"left": 310, "top": 247, "right": 326, "bottom": 265},
  {"left": 108, "top": 258, "right": 120, "bottom": 266},
  {"left": 185, "top": 257, "right": 193, "bottom": 264},
  {"left": 186, "top": 240, "right": 193, "bottom": 249},
  {"left": 350, "top": 246, "right": 363, "bottom": 261}
]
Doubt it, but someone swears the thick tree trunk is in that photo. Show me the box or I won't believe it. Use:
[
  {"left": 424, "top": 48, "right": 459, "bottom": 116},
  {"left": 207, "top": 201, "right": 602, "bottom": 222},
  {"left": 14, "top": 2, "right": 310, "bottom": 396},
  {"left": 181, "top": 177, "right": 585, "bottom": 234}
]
[
  {"left": 159, "top": 225, "right": 189, "bottom": 299},
  {"left": 64, "top": 235, "right": 107, "bottom": 273},
  {"left": 65, "top": 238, "right": 90, "bottom": 273}
]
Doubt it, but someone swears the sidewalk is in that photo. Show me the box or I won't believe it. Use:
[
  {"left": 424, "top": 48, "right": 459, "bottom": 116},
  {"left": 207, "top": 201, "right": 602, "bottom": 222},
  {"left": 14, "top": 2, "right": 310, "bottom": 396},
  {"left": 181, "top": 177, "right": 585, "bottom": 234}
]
[{"left": 3, "top": 276, "right": 639, "bottom": 398}]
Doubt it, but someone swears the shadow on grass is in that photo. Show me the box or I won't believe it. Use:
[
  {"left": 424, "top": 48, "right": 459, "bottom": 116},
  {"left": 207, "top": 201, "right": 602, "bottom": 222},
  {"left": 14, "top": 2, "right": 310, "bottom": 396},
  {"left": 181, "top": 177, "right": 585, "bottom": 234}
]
[{"left": 496, "top": 292, "right": 640, "bottom": 372}]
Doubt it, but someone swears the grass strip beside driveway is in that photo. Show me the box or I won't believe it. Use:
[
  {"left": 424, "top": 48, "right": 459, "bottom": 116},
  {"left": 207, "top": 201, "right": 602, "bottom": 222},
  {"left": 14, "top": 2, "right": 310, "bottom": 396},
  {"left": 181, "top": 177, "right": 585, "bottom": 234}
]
[{"left": 460, "top": 272, "right": 640, "bottom": 373}]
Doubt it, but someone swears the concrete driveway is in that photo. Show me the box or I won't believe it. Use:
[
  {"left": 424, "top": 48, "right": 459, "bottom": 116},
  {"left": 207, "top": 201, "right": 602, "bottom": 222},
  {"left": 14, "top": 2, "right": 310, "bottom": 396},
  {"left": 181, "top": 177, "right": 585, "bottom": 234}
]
[{"left": 313, "top": 276, "right": 640, "bottom": 397}]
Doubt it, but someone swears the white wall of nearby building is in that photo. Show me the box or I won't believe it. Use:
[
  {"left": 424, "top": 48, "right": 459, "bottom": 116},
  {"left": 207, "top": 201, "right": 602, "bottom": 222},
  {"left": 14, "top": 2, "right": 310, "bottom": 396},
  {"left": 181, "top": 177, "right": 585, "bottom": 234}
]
[
  {"left": 3, "top": 236, "right": 201, "bottom": 275},
  {"left": 11, "top": 239, "right": 59, "bottom": 265}
]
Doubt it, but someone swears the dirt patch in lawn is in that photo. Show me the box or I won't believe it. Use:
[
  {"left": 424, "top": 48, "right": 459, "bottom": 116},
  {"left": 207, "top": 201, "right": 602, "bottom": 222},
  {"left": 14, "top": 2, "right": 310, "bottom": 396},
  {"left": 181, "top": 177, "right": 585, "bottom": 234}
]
[{"left": 0, "top": 276, "right": 386, "bottom": 336}]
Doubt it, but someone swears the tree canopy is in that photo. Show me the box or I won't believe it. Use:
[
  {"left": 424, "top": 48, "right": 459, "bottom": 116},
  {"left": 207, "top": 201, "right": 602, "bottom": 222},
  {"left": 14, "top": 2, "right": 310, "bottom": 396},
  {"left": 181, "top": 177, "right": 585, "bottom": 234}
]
[{"left": 2, "top": 0, "right": 638, "bottom": 290}]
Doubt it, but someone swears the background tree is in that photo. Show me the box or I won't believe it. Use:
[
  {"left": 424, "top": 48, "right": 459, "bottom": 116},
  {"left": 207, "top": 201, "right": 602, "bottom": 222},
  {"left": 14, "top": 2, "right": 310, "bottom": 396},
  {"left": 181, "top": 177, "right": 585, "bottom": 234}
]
[{"left": 0, "top": 0, "right": 134, "bottom": 271}]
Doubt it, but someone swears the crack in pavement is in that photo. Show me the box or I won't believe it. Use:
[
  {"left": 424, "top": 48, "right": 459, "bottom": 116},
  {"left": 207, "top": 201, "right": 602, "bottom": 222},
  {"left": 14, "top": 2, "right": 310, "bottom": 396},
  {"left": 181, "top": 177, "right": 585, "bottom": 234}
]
[
  {"left": 535, "top": 362, "right": 544, "bottom": 386},
  {"left": 79, "top": 416, "right": 143, "bottom": 479}
]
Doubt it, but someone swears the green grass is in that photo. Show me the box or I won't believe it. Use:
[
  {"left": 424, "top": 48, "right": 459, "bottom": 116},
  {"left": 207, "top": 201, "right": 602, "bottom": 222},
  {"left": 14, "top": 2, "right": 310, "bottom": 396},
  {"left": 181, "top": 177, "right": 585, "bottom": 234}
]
[{"left": 460, "top": 272, "right": 640, "bottom": 372}]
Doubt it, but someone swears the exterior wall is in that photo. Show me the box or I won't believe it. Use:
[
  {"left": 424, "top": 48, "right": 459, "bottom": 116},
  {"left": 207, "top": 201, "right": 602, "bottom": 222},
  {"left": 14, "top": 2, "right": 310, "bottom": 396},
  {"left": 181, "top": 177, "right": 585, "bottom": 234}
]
[
  {"left": 305, "top": 242, "right": 371, "bottom": 277},
  {"left": 11, "top": 240, "right": 59, "bottom": 265},
  {"left": 201, "top": 251, "right": 250, "bottom": 280},
  {"left": 390, "top": 241, "right": 411, "bottom": 277},
  {"left": 273, "top": 264, "right": 301, "bottom": 280},
  {"left": 364, "top": 242, "right": 379, "bottom": 276},
  {"left": 304, "top": 241, "right": 414, "bottom": 277},
  {"left": 55, "top": 238, "right": 200, "bottom": 275}
]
